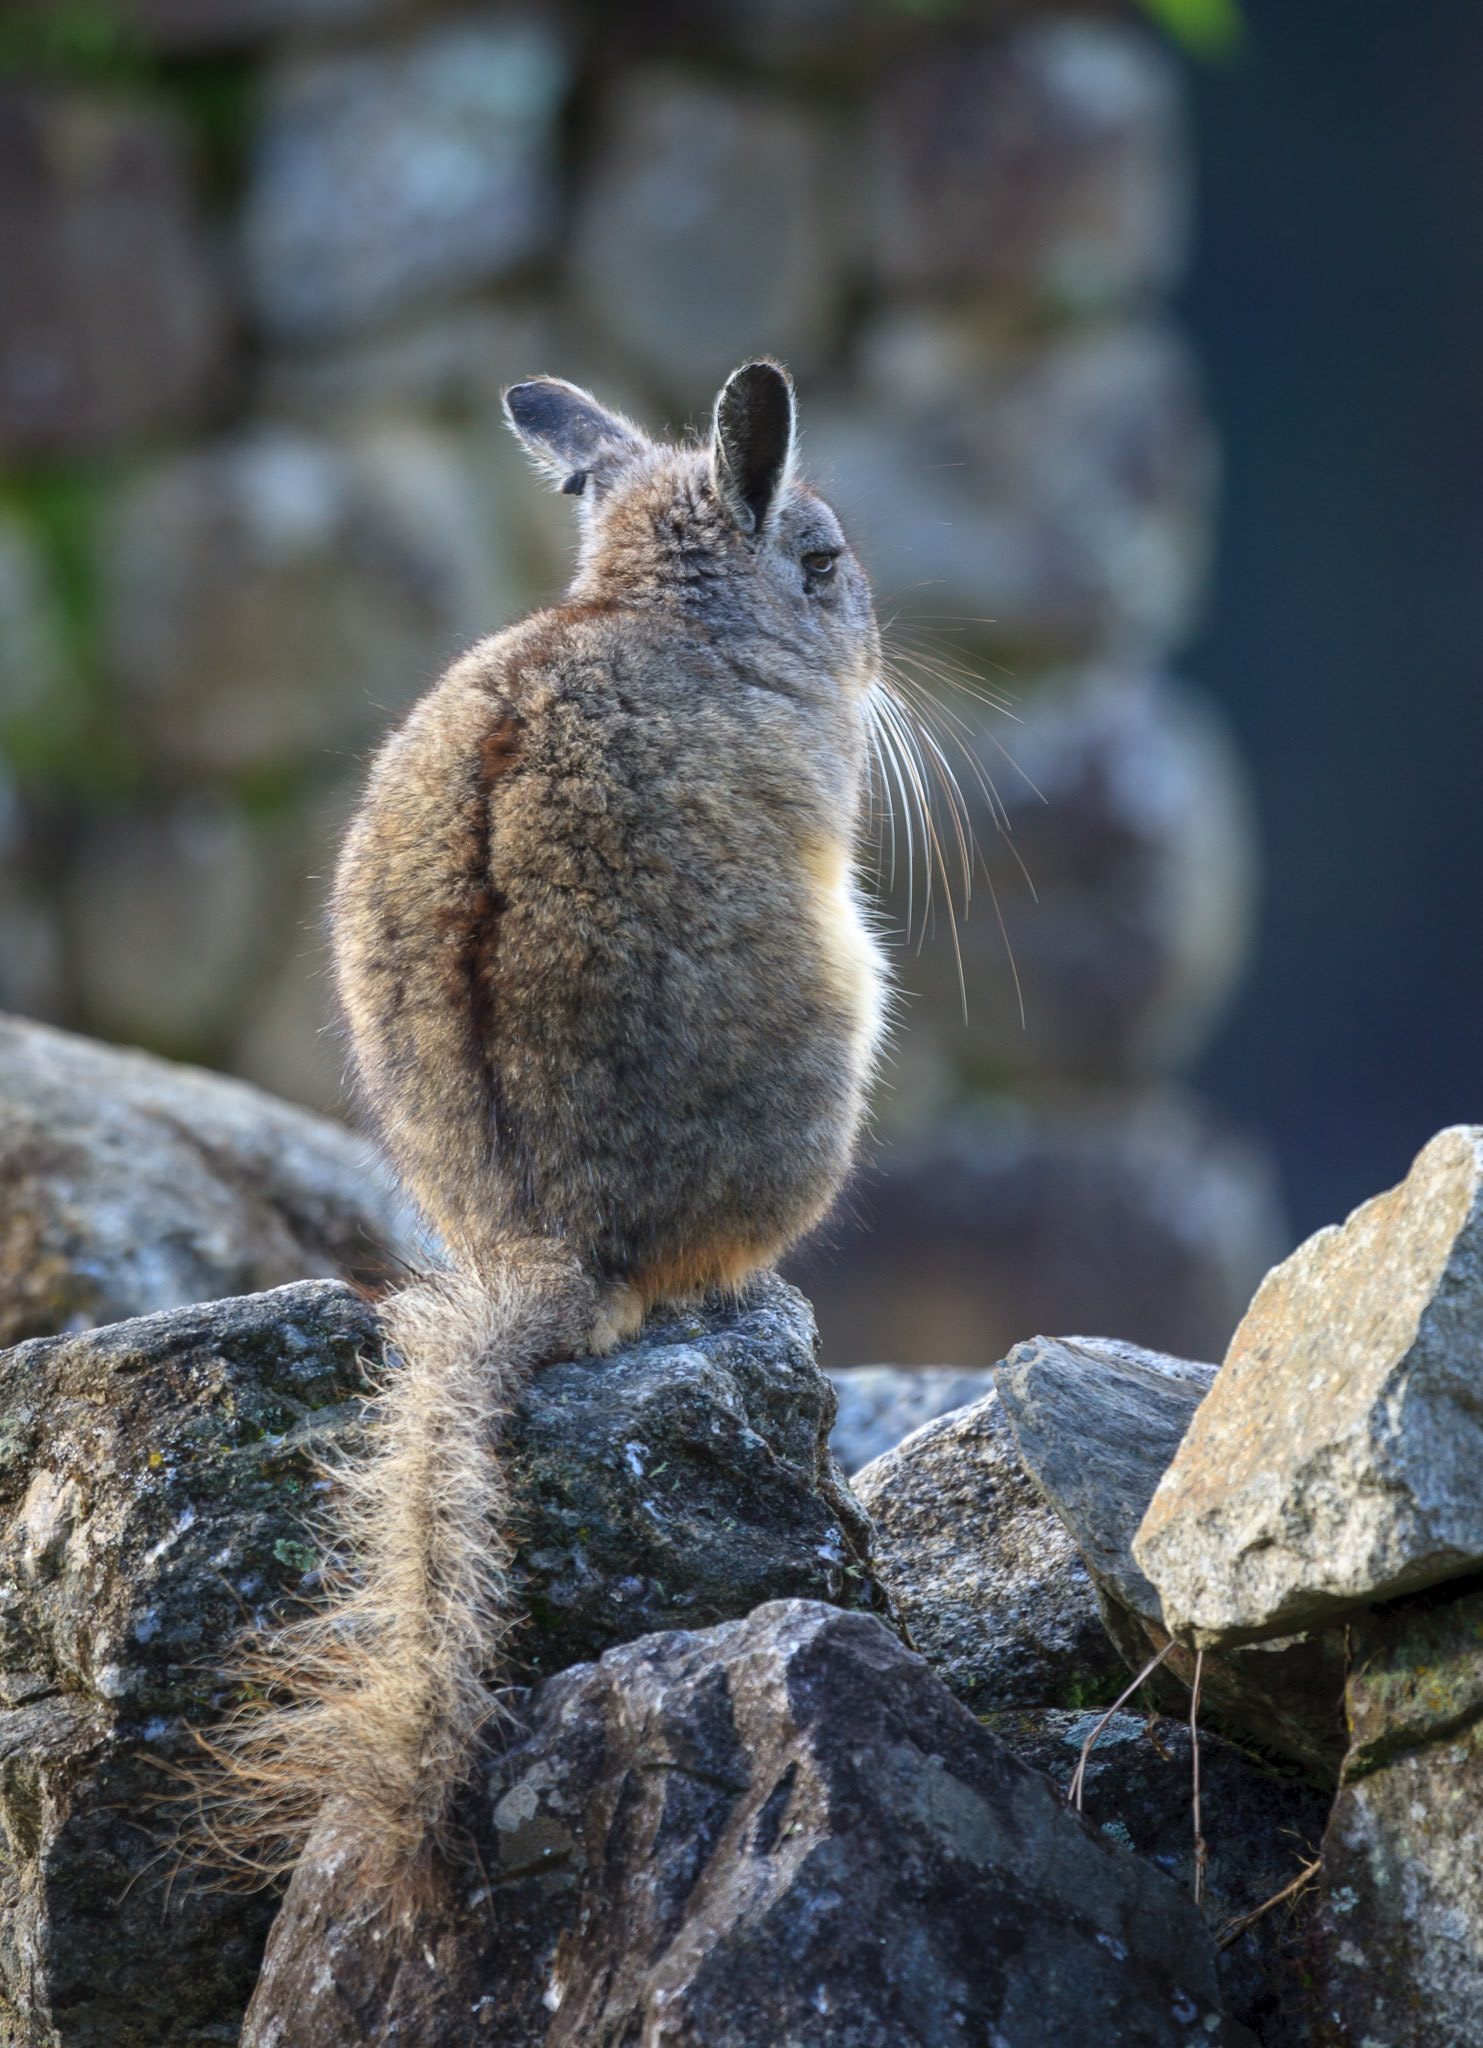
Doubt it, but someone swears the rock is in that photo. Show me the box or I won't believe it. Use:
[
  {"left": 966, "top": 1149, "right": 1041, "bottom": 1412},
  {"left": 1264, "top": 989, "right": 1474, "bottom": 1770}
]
[
  {"left": 101, "top": 422, "right": 518, "bottom": 776},
  {"left": 569, "top": 71, "right": 843, "bottom": 406},
  {"left": 827, "top": 1363, "right": 997, "bottom": 1474},
  {"left": 873, "top": 19, "right": 1189, "bottom": 310},
  {"left": 788, "top": 1088, "right": 1287, "bottom": 1370},
  {"left": 243, "top": 1600, "right": 1245, "bottom": 2047},
  {"left": 0, "top": 1280, "right": 382, "bottom": 2047},
  {"left": 878, "top": 667, "right": 1258, "bottom": 1085},
  {"left": 983, "top": 1707, "right": 1331, "bottom": 2047},
  {"left": 1135, "top": 1125, "right": 1483, "bottom": 1647},
  {"left": 1308, "top": 1581, "right": 1483, "bottom": 2046},
  {"left": 994, "top": 1335, "right": 1348, "bottom": 1781},
  {"left": 244, "top": 18, "right": 568, "bottom": 343},
  {"left": 851, "top": 1390, "right": 1124, "bottom": 1712},
  {"left": 505, "top": 1274, "right": 887, "bottom": 1678},
  {"left": 810, "top": 313, "right": 1215, "bottom": 664},
  {"left": 0, "top": 84, "right": 222, "bottom": 457},
  {"left": 0, "top": 1014, "right": 412, "bottom": 1345}
]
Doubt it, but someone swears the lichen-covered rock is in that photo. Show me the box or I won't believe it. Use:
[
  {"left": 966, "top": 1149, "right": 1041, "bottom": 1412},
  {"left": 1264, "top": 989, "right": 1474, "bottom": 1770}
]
[
  {"left": 243, "top": 1600, "right": 1246, "bottom": 2048},
  {"left": 0, "top": 1270, "right": 877, "bottom": 2042},
  {"left": 0, "top": 84, "right": 222, "bottom": 458},
  {"left": 1136, "top": 1125, "right": 1483, "bottom": 1647},
  {"left": 0, "top": 1280, "right": 380, "bottom": 2047},
  {"left": 873, "top": 19, "right": 1189, "bottom": 310},
  {"left": 984, "top": 1708, "right": 1331, "bottom": 2047},
  {"left": 0, "top": 1015, "right": 413, "bottom": 1346},
  {"left": 995, "top": 1334, "right": 1348, "bottom": 1782},
  {"left": 507, "top": 1275, "right": 887, "bottom": 1677},
  {"left": 851, "top": 1390, "right": 1122, "bottom": 1712},
  {"left": 828, "top": 1363, "right": 998, "bottom": 1475},
  {"left": 1308, "top": 1582, "right": 1483, "bottom": 2046},
  {"left": 244, "top": 19, "right": 568, "bottom": 342}
]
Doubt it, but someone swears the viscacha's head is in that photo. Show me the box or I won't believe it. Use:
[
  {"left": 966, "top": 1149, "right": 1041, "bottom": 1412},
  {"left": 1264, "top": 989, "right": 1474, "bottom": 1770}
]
[{"left": 502, "top": 361, "right": 880, "bottom": 713}]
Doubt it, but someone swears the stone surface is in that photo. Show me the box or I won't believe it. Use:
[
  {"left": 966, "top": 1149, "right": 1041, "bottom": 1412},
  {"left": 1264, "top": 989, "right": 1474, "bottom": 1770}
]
[
  {"left": 1136, "top": 1124, "right": 1483, "bottom": 1648},
  {"left": 0, "top": 1280, "right": 381, "bottom": 2047},
  {"left": 995, "top": 1334, "right": 1348, "bottom": 1782},
  {"left": 881, "top": 667, "right": 1258, "bottom": 1085},
  {"left": 873, "top": 19, "right": 1189, "bottom": 309},
  {"left": 0, "top": 84, "right": 222, "bottom": 457},
  {"left": 810, "top": 314, "right": 1215, "bottom": 664},
  {"left": 0, "top": 1014, "right": 413, "bottom": 1346},
  {"left": 570, "top": 71, "right": 842, "bottom": 405},
  {"left": 101, "top": 422, "right": 516, "bottom": 776},
  {"left": 789, "top": 1088, "right": 1286, "bottom": 1371},
  {"left": 243, "top": 1600, "right": 1244, "bottom": 2048},
  {"left": 851, "top": 1389, "right": 1123, "bottom": 1712},
  {"left": 506, "top": 1275, "right": 888, "bottom": 1679},
  {"left": 245, "top": 18, "right": 568, "bottom": 343},
  {"left": 1309, "top": 1581, "right": 1483, "bottom": 2046},
  {"left": 828, "top": 1363, "right": 997, "bottom": 1475},
  {"left": 985, "top": 1709, "right": 1331, "bottom": 2047}
]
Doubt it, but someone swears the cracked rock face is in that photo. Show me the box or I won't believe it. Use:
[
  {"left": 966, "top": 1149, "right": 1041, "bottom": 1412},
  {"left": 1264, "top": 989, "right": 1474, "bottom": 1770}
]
[
  {"left": 242, "top": 1600, "right": 1245, "bottom": 2048},
  {"left": 0, "top": 1272, "right": 875, "bottom": 2043},
  {"left": 1135, "top": 1125, "right": 1483, "bottom": 1647},
  {"left": 0, "top": 1014, "right": 414, "bottom": 1347}
]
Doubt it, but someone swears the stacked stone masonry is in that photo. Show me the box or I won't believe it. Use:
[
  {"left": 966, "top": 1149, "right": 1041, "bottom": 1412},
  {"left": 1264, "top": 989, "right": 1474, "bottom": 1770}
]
[{"left": 0, "top": 0, "right": 1279, "bottom": 1366}]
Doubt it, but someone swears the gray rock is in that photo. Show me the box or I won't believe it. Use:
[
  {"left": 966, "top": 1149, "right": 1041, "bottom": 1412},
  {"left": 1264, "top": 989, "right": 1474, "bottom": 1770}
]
[
  {"left": 245, "top": 18, "right": 568, "bottom": 343},
  {"left": 984, "top": 1707, "right": 1331, "bottom": 2048},
  {"left": 851, "top": 1390, "right": 1124, "bottom": 1712},
  {"left": 789, "top": 1088, "right": 1287, "bottom": 1371},
  {"left": 878, "top": 667, "right": 1259, "bottom": 1086},
  {"left": 570, "top": 71, "right": 843, "bottom": 406},
  {"left": 1309, "top": 1583, "right": 1483, "bottom": 2046},
  {"left": 0, "top": 1270, "right": 887, "bottom": 2042},
  {"left": 506, "top": 1274, "right": 888, "bottom": 1678},
  {"left": 810, "top": 314, "right": 1215, "bottom": 664},
  {"left": 0, "top": 1280, "right": 382, "bottom": 2047},
  {"left": 243, "top": 1600, "right": 1245, "bottom": 2048},
  {"left": 995, "top": 1334, "right": 1348, "bottom": 1783},
  {"left": 0, "top": 1014, "right": 413, "bottom": 1345},
  {"left": 873, "top": 19, "right": 1189, "bottom": 310},
  {"left": 828, "top": 1363, "right": 998, "bottom": 1474},
  {"left": 101, "top": 422, "right": 518, "bottom": 776},
  {"left": 0, "top": 84, "right": 222, "bottom": 457},
  {"left": 1135, "top": 1124, "right": 1483, "bottom": 1647}
]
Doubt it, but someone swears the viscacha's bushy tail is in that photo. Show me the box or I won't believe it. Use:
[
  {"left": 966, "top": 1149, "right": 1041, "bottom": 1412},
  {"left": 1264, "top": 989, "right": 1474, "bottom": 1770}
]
[{"left": 196, "top": 1239, "right": 600, "bottom": 1896}]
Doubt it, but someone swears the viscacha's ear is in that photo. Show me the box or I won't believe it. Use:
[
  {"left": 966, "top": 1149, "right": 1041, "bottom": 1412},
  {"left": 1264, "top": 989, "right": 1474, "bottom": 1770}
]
[
  {"left": 503, "top": 377, "right": 649, "bottom": 496},
  {"left": 711, "top": 360, "right": 796, "bottom": 538}
]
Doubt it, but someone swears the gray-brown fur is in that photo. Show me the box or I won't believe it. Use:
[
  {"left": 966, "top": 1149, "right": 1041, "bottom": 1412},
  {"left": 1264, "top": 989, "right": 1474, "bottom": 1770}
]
[{"left": 224, "top": 363, "right": 888, "bottom": 1892}]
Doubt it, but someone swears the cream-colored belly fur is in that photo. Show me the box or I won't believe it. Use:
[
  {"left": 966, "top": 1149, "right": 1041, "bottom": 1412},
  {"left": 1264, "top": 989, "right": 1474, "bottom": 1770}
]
[{"left": 804, "top": 836, "right": 888, "bottom": 1080}]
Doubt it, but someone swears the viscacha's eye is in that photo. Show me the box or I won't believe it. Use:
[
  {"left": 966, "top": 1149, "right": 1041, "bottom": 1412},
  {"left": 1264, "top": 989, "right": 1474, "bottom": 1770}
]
[{"left": 801, "top": 550, "right": 838, "bottom": 579}]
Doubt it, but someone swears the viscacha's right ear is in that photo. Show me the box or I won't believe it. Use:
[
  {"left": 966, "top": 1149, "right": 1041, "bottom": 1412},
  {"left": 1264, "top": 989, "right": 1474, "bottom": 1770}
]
[{"left": 503, "top": 378, "right": 649, "bottom": 497}]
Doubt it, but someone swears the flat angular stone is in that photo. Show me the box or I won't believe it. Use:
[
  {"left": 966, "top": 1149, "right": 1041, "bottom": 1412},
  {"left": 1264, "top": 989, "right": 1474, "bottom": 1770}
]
[
  {"left": 1135, "top": 1125, "right": 1483, "bottom": 1647},
  {"left": 0, "top": 84, "right": 222, "bottom": 456},
  {"left": 1309, "top": 1582, "right": 1483, "bottom": 2046},
  {"left": 243, "top": 1601, "right": 1245, "bottom": 2047},
  {"left": 0, "top": 1015, "right": 413, "bottom": 1346},
  {"left": 874, "top": 19, "right": 1189, "bottom": 309},
  {"left": 996, "top": 1334, "right": 1348, "bottom": 1781},
  {"left": 245, "top": 19, "right": 568, "bottom": 342},
  {"left": 852, "top": 1390, "right": 1124, "bottom": 1712}
]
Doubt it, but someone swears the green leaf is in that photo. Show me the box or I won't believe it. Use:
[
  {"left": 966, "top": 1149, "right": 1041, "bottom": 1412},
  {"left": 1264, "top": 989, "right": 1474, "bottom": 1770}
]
[{"left": 1135, "top": 0, "right": 1247, "bottom": 61}]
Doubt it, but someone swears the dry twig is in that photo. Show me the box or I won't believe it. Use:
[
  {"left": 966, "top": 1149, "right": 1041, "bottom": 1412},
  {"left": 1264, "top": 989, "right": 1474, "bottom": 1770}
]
[
  {"left": 1067, "top": 1642, "right": 1175, "bottom": 1812},
  {"left": 1190, "top": 1648, "right": 1207, "bottom": 1906},
  {"left": 1217, "top": 1858, "right": 1323, "bottom": 1950}
]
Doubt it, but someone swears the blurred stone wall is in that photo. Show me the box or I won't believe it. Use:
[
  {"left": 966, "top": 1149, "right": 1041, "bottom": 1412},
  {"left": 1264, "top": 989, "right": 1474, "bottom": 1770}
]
[{"left": 0, "top": 0, "right": 1284, "bottom": 1363}]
